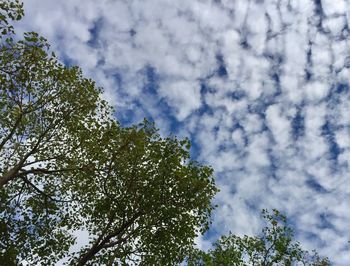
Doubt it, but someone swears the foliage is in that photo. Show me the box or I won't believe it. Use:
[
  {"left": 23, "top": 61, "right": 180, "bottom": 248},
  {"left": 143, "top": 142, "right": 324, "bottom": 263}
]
[
  {"left": 187, "top": 209, "right": 330, "bottom": 266},
  {"left": 0, "top": 1, "right": 218, "bottom": 265},
  {"left": 0, "top": 0, "right": 23, "bottom": 36},
  {"left": 65, "top": 120, "right": 218, "bottom": 265},
  {"left": 0, "top": 2, "right": 111, "bottom": 263}
]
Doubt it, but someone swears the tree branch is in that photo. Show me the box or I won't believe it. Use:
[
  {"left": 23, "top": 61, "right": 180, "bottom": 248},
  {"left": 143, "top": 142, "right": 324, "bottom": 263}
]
[
  {"left": 0, "top": 124, "right": 56, "bottom": 187},
  {"left": 77, "top": 210, "right": 144, "bottom": 266},
  {"left": 0, "top": 113, "right": 23, "bottom": 151},
  {"left": 17, "top": 167, "right": 82, "bottom": 177},
  {"left": 20, "top": 175, "right": 73, "bottom": 203}
]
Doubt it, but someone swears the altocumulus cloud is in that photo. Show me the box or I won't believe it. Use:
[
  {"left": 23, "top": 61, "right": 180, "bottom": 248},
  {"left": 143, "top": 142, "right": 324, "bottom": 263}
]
[{"left": 17, "top": 0, "right": 350, "bottom": 264}]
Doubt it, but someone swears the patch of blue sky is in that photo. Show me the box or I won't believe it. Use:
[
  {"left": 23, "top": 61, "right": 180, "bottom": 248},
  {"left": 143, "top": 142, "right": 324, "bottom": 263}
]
[
  {"left": 113, "top": 64, "right": 186, "bottom": 143},
  {"left": 216, "top": 54, "right": 228, "bottom": 78},
  {"left": 291, "top": 107, "right": 305, "bottom": 140},
  {"left": 321, "top": 121, "right": 341, "bottom": 166},
  {"left": 306, "top": 177, "right": 328, "bottom": 194},
  {"left": 87, "top": 17, "right": 103, "bottom": 48},
  {"left": 318, "top": 213, "right": 336, "bottom": 230}
]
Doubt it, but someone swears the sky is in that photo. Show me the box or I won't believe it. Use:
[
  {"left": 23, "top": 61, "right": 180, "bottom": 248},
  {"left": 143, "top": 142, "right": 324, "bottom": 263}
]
[{"left": 16, "top": 0, "right": 350, "bottom": 264}]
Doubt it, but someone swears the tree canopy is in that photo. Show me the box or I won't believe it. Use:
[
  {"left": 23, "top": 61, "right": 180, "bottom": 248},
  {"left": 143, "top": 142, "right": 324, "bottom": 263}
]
[
  {"left": 187, "top": 210, "right": 329, "bottom": 266},
  {"left": 0, "top": 1, "right": 330, "bottom": 265},
  {"left": 69, "top": 121, "right": 217, "bottom": 265}
]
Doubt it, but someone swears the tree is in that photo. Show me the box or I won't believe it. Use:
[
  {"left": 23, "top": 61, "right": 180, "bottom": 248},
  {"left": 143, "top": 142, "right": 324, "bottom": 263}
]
[
  {"left": 0, "top": 2, "right": 92, "bottom": 264},
  {"left": 0, "top": 1, "right": 218, "bottom": 264},
  {"left": 0, "top": 1, "right": 112, "bottom": 263},
  {"left": 65, "top": 120, "right": 218, "bottom": 265},
  {"left": 187, "top": 209, "right": 330, "bottom": 266}
]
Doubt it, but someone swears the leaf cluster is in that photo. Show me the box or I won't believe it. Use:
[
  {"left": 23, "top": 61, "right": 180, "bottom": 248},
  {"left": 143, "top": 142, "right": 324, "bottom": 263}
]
[
  {"left": 0, "top": 0, "right": 23, "bottom": 36},
  {"left": 187, "top": 210, "right": 330, "bottom": 266}
]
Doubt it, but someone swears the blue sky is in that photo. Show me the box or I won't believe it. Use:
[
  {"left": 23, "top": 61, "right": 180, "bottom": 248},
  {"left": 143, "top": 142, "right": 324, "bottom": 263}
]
[{"left": 17, "top": 0, "right": 350, "bottom": 264}]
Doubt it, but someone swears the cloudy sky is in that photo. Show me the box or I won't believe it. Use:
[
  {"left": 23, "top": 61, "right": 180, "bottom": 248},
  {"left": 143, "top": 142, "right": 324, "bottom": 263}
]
[{"left": 17, "top": 0, "right": 350, "bottom": 264}]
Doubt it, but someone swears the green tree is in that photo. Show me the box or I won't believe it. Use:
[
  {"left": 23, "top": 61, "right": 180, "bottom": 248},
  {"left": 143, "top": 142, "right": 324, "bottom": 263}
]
[
  {"left": 66, "top": 120, "right": 218, "bottom": 265},
  {"left": 187, "top": 209, "right": 330, "bottom": 266},
  {"left": 0, "top": 1, "right": 218, "bottom": 264},
  {"left": 0, "top": 1, "right": 111, "bottom": 263}
]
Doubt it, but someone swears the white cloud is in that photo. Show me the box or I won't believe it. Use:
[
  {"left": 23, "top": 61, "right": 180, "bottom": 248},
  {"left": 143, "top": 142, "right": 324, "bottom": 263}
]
[
  {"left": 304, "top": 81, "right": 330, "bottom": 102},
  {"left": 322, "top": 0, "right": 347, "bottom": 16},
  {"left": 335, "top": 129, "right": 350, "bottom": 149},
  {"left": 266, "top": 104, "right": 291, "bottom": 149},
  {"left": 160, "top": 80, "right": 202, "bottom": 120}
]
